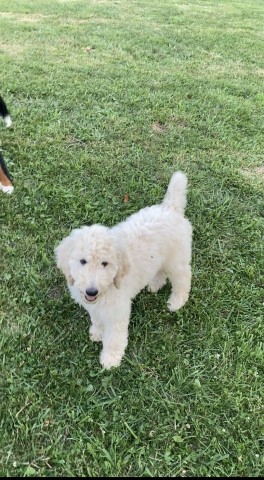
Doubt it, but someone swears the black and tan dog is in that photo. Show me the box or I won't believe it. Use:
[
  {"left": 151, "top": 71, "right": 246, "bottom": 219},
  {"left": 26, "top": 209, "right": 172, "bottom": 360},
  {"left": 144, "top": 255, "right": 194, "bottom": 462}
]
[{"left": 0, "top": 95, "right": 14, "bottom": 194}]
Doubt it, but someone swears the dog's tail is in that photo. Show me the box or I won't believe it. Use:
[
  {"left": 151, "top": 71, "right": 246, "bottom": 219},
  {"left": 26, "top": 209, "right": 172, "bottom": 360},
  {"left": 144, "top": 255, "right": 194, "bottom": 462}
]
[
  {"left": 0, "top": 95, "right": 12, "bottom": 128},
  {"left": 163, "top": 171, "right": 188, "bottom": 214}
]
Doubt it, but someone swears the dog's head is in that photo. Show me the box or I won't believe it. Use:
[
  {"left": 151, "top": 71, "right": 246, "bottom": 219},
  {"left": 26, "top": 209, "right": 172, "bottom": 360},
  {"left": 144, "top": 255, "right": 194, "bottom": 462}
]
[{"left": 55, "top": 225, "right": 129, "bottom": 304}]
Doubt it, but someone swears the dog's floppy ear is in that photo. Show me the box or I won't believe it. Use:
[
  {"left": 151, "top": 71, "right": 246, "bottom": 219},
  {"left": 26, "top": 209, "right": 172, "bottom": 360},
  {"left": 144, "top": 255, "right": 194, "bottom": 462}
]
[
  {"left": 55, "top": 234, "right": 75, "bottom": 286},
  {"left": 114, "top": 248, "right": 130, "bottom": 289}
]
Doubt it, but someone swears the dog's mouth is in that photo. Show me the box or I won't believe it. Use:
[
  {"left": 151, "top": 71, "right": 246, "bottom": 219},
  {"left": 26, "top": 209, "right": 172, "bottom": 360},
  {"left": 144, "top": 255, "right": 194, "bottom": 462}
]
[{"left": 84, "top": 293, "right": 98, "bottom": 303}]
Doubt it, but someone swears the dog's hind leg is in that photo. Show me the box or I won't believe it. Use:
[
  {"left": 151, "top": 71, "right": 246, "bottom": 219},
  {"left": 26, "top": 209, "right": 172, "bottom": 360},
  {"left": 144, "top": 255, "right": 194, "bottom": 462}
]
[
  {"left": 148, "top": 271, "right": 167, "bottom": 293},
  {"left": 0, "top": 153, "right": 14, "bottom": 194},
  {"left": 167, "top": 263, "right": 192, "bottom": 311}
]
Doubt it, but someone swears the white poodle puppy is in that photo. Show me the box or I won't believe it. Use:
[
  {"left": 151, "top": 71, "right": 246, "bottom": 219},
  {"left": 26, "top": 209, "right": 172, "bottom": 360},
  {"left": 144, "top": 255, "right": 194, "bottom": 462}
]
[{"left": 55, "top": 172, "right": 192, "bottom": 369}]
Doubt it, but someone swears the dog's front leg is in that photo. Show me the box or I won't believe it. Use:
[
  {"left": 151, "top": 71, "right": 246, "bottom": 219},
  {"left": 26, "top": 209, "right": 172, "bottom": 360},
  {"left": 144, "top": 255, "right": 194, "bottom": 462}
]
[
  {"left": 100, "top": 298, "right": 131, "bottom": 369},
  {"left": 89, "top": 315, "right": 103, "bottom": 342}
]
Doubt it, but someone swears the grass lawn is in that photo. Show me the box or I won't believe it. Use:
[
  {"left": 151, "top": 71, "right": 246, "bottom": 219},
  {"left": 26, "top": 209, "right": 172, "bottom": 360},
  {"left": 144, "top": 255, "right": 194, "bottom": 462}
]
[{"left": 1, "top": 0, "right": 263, "bottom": 476}]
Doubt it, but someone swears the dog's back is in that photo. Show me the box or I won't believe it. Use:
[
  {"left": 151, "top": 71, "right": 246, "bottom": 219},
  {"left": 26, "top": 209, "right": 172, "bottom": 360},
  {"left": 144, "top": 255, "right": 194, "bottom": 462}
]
[{"left": 111, "top": 172, "right": 192, "bottom": 294}]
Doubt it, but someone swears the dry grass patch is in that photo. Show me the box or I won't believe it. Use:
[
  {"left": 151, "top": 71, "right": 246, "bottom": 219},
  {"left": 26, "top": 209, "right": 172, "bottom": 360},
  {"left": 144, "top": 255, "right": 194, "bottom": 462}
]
[
  {"left": 240, "top": 165, "right": 264, "bottom": 183},
  {"left": 0, "top": 41, "right": 25, "bottom": 57},
  {"left": 0, "top": 11, "right": 49, "bottom": 23},
  {"left": 151, "top": 122, "right": 167, "bottom": 134}
]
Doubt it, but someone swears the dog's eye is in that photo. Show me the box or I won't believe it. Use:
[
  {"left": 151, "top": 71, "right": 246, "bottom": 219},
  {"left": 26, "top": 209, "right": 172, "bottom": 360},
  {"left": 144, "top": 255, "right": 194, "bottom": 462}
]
[
  {"left": 102, "top": 261, "right": 108, "bottom": 267},
  {"left": 80, "top": 259, "right": 87, "bottom": 265}
]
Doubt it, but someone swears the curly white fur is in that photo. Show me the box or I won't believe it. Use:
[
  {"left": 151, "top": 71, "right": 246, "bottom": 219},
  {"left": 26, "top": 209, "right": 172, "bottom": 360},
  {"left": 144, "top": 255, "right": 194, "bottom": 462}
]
[{"left": 55, "top": 172, "right": 192, "bottom": 369}]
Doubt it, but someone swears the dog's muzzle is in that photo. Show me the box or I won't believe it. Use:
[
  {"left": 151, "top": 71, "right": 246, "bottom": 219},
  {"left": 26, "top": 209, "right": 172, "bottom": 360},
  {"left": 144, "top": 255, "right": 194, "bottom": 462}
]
[{"left": 85, "top": 288, "right": 98, "bottom": 303}]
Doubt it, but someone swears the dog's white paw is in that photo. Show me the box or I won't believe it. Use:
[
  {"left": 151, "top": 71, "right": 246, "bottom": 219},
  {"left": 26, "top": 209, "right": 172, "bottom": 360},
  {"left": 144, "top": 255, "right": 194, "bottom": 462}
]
[
  {"left": 4, "top": 115, "right": 12, "bottom": 128},
  {"left": 89, "top": 326, "right": 102, "bottom": 342},
  {"left": 168, "top": 293, "right": 189, "bottom": 312},
  {"left": 0, "top": 183, "right": 14, "bottom": 194},
  {"left": 100, "top": 351, "right": 122, "bottom": 370}
]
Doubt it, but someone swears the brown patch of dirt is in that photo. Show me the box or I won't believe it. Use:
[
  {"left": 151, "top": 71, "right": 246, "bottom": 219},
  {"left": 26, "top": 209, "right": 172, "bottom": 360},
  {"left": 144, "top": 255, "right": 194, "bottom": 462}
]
[{"left": 152, "top": 122, "right": 167, "bottom": 134}]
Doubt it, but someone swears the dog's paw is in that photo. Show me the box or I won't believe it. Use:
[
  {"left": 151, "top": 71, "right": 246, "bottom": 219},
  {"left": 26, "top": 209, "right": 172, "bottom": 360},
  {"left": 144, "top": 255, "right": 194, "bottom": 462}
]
[
  {"left": 89, "top": 326, "right": 102, "bottom": 342},
  {"left": 100, "top": 351, "right": 122, "bottom": 370},
  {"left": 168, "top": 293, "right": 189, "bottom": 312},
  {"left": 0, "top": 183, "right": 14, "bottom": 194}
]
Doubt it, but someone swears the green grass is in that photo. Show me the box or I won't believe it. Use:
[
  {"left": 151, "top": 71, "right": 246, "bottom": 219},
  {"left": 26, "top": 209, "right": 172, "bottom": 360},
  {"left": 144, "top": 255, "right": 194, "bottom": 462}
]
[{"left": 1, "top": 0, "right": 263, "bottom": 476}]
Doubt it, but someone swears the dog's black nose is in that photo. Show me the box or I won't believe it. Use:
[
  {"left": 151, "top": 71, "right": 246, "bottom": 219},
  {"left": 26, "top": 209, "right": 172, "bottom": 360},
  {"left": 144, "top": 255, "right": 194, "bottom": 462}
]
[{"left": 86, "top": 288, "right": 98, "bottom": 297}]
